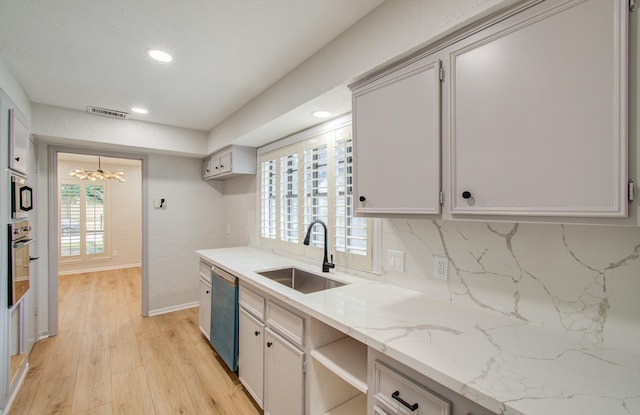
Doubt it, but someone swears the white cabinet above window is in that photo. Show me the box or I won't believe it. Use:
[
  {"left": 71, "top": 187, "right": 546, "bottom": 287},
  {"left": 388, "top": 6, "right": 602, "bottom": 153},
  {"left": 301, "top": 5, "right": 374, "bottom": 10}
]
[
  {"left": 202, "top": 145, "right": 256, "bottom": 180},
  {"left": 351, "top": 57, "right": 442, "bottom": 215}
]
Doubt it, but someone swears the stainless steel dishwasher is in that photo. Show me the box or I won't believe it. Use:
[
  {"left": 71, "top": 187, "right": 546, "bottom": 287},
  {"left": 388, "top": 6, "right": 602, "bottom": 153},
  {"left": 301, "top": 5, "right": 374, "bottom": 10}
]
[{"left": 209, "top": 265, "right": 239, "bottom": 371}]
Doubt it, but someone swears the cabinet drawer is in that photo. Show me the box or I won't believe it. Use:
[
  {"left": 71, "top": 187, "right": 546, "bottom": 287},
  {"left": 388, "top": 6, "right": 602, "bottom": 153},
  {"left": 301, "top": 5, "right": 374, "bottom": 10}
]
[
  {"left": 199, "top": 260, "right": 213, "bottom": 280},
  {"left": 373, "top": 360, "right": 450, "bottom": 415},
  {"left": 239, "top": 285, "right": 265, "bottom": 320},
  {"left": 266, "top": 301, "right": 304, "bottom": 347}
]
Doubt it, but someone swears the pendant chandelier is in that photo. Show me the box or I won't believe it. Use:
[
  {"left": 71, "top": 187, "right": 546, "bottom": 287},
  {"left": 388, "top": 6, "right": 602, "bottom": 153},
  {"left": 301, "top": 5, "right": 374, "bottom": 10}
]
[{"left": 70, "top": 156, "right": 125, "bottom": 182}]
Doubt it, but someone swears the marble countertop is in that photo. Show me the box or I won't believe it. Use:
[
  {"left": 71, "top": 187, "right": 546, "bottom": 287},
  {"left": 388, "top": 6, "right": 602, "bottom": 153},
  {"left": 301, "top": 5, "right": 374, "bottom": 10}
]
[{"left": 196, "top": 247, "right": 640, "bottom": 415}]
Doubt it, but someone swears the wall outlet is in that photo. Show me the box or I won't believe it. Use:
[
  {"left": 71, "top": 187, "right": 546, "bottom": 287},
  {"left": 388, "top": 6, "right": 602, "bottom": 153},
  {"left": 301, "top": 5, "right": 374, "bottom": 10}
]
[
  {"left": 386, "top": 250, "right": 405, "bottom": 273},
  {"left": 433, "top": 256, "right": 448, "bottom": 281}
]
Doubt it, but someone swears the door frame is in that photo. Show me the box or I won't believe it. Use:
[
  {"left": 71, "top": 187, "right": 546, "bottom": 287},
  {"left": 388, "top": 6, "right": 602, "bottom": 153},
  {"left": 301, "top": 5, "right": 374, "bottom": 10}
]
[{"left": 47, "top": 146, "right": 148, "bottom": 336}]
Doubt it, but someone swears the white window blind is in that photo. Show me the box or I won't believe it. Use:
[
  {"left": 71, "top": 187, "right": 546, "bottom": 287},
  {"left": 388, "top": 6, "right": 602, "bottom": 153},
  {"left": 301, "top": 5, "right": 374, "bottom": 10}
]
[
  {"left": 260, "top": 159, "right": 277, "bottom": 239},
  {"left": 280, "top": 153, "right": 299, "bottom": 243},
  {"left": 59, "top": 180, "right": 108, "bottom": 261},
  {"left": 303, "top": 144, "right": 328, "bottom": 248},
  {"left": 335, "top": 138, "right": 368, "bottom": 256},
  {"left": 258, "top": 120, "right": 373, "bottom": 271}
]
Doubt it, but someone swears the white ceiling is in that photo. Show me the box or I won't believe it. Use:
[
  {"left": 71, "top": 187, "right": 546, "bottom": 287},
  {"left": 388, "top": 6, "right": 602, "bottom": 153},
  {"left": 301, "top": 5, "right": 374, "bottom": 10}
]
[{"left": 0, "top": 0, "right": 384, "bottom": 132}]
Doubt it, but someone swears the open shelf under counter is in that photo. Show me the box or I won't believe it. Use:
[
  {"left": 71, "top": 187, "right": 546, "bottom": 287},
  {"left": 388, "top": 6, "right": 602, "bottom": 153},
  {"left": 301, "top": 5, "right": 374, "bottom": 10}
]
[
  {"left": 310, "top": 336, "right": 368, "bottom": 393},
  {"left": 323, "top": 393, "right": 366, "bottom": 415}
]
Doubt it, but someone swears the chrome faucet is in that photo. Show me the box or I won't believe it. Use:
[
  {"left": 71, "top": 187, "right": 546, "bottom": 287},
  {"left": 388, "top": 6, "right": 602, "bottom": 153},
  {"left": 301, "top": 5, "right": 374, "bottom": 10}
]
[{"left": 303, "top": 219, "right": 335, "bottom": 273}]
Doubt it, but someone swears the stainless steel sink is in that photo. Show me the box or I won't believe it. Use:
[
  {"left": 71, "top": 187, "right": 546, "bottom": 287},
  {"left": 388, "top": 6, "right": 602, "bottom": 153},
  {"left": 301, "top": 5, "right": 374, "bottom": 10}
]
[{"left": 256, "top": 267, "right": 346, "bottom": 294}]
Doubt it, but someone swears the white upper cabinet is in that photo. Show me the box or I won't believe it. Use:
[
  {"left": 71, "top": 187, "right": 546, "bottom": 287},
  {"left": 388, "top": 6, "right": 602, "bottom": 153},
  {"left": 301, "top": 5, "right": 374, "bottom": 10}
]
[
  {"left": 2, "top": 90, "right": 30, "bottom": 176},
  {"left": 351, "top": 56, "right": 442, "bottom": 215},
  {"left": 202, "top": 145, "right": 256, "bottom": 180},
  {"left": 449, "top": 0, "right": 629, "bottom": 217}
]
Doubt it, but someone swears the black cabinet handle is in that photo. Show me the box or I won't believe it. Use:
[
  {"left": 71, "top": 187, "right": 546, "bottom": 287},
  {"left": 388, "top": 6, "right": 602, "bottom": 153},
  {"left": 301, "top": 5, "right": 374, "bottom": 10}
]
[
  {"left": 14, "top": 157, "right": 20, "bottom": 162},
  {"left": 29, "top": 256, "right": 40, "bottom": 261},
  {"left": 220, "top": 165, "right": 224, "bottom": 168},
  {"left": 266, "top": 341, "right": 273, "bottom": 348},
  {"left": 205, "top": 290, "right": 210, "bottom": 294},
  {"left": 391, "top": 391, "right": 418, "bottom": 411},
  {"left": 359, "top": 196, "right": 366, "bottom": 202},
  {"left": 462, "top": 191, "right": 472, "bottom": 199},
  {"left": 254, "top": 331, "right": 260, "bottom": 336}
]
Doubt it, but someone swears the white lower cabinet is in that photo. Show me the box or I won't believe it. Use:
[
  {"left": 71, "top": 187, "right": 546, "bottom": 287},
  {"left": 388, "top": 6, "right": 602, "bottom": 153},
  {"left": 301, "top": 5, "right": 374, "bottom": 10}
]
[
  {"left": 198, "top": 278, "right": 211, "bottom": 339},
  {"left": 368, "top": 349, "right": 496, "bottom": 415},
  {"left": 238, "top": 308, "right": 265, "bottom": 407},
  {"left": 238, "top": 284, "right": 306, "bottom": 415},
  {"left": 264, "top": 327, "right": 305, "bottom": 415},
  {"left": 198, "top": 259, "right": 213, "bottom": 340}
]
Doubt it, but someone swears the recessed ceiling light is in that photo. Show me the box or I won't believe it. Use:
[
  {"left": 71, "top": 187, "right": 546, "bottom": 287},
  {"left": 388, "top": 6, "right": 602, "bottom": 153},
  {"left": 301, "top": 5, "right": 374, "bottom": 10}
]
[
  {"left": 312, "top": 110, "right": 332, "bottom": 119},
  {"left": 146, "top": 49, "right": 173, "bottom": 63},
  {"left": 131, "top": 107, "right": 148, "bottom": 114}
]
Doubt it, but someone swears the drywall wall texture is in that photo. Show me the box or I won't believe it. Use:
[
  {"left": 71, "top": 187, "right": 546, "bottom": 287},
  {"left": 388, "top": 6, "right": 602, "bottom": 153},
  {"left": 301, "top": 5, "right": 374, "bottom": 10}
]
[
  {"left": 146, "top": 154, "right": 225, "bottom": 314},
  {"left": 380, "top": 219, "right": 640, "bottom": 351},
  {"left": 56, "top": 158, "right": 142, "bottom": 274},
  {"left": 222, "top": 175, "right": 257, "bottom": 248},
  {"left": 32, "top": 103, "right": 208, "bottom": 157}
]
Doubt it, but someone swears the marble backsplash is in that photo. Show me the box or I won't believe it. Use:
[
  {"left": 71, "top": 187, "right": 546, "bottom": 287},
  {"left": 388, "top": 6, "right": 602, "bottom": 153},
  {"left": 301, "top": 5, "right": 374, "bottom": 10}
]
[{"left": 379, "top": 219, "right": 640, "bottom": 351}]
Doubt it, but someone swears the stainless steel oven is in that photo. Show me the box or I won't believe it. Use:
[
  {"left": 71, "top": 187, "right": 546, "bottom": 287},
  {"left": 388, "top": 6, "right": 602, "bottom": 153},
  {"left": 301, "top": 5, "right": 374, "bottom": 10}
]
[
  {"left": 10, "top": 173, "right": 33, "bottom": 219},
  {"left": 8, "top": 220, "right": 34, "bottom": 307}
]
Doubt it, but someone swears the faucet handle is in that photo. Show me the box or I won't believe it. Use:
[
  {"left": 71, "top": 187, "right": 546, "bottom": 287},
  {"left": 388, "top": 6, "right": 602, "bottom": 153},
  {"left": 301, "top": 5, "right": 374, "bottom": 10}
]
[{"left": 329, "top": 254, "right": 335, "bottom": 268}]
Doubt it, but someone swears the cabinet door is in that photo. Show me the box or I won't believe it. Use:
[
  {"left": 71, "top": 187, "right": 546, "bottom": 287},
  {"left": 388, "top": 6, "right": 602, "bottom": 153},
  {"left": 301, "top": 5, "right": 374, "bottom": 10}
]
[
  {"left": 264, "top": 328, "right": 304, "bottom": 415},
  {"left": 239, "top": 308, "right": 265, "bottom": 408},
  {"left": 352, "top": 57, "right": 441, "bottom": 215},
  {"left": 202, "top": 157, "right": 214, "bottom": 179},
  {"left": 8, "top": 107, "right": 29, "bottom": 175},
  {"left": 198, "top": 279, "right": 211, "bottom": 339},
  {"left": 219, "top": 151, "right": 232, "bottom": 175},
  {"left": 450, "top": 0, "right": 628, "bottom": 217}
]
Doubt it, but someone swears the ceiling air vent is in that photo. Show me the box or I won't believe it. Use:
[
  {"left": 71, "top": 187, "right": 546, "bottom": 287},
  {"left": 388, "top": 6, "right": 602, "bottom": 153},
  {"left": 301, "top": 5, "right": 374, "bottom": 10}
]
[{"left": 87, "top": 106, "right": 130, "bottom": 120}]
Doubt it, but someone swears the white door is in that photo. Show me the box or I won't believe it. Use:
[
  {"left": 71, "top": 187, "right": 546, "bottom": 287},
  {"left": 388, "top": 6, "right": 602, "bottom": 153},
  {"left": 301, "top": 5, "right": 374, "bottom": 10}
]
[
  {"left": 239, "top": 308, "right": 265, "bottom": 408},
  {"left": 449, "top": 0, "right": 628, "bottom": 217},
  {"left": 264, "top": 328, "right": 304, "bottom": 415}
]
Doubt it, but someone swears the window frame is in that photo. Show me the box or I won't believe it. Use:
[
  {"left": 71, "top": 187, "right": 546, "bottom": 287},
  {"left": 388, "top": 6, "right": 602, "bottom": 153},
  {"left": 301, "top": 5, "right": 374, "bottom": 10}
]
[
  {"left": 58, "top": 178, "right": 111, "bottom": 263},
  {"left": 258, "top": 116, "right": 379, "bottom": 272}
]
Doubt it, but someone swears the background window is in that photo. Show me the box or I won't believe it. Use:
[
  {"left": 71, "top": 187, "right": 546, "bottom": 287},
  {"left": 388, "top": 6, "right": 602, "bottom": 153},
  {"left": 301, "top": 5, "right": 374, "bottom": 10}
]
[
  {"left": 59, "top": 181, "right": 107, "bottom": 260},
  {"left": 258, "top": 120, "right": 374, "bottom": 271}
]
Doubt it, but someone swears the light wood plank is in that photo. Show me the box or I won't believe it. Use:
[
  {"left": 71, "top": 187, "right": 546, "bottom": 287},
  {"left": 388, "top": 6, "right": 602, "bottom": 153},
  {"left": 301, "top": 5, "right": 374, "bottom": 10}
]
[
  {"left": 9, "top": 268, "right": 261, "bottom": 415},
  {"left": 27, "top": 375, "right": 76, "bottom": 415},
  {"left": 111, "top": 367, "right": 155, "bottom": 415},
  {"left": 72, "top": 331, "right": 112, "bottom": 413}
]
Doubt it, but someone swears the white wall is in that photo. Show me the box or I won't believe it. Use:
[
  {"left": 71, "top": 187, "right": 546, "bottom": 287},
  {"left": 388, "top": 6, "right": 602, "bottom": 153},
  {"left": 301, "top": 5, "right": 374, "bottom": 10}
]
[
  {"left": 56, "top": 158, "right": 142, "bottom": 274},
  {"left": 33, "top": 104, "right": 208, "bottom": 157},
  {"left": 146, "top": 154, "right": 225, "bottom": 314},
  {"left": 0, "top": 57, "right": 30, "bottom": 119},
  {"left": 222, "top": 175, "right": 257, "bottom": 247}
]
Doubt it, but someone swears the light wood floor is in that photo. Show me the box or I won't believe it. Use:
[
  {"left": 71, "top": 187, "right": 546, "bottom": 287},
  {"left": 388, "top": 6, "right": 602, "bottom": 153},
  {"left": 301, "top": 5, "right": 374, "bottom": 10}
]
[{"left": 9, "top": 267, "right": 262, "bottom": 415}]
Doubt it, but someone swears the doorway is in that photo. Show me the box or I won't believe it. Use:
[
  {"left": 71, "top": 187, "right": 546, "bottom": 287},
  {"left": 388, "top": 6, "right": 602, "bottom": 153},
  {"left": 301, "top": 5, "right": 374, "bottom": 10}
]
[{"left": 48, "top": 147, "right": 147, "bottom": 336}]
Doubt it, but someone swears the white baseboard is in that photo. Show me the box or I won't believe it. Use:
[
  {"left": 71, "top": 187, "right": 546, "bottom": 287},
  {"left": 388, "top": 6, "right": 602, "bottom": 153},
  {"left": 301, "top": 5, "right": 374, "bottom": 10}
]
[
  {"left": 148, "top": 301, "right": 198, "bottom": 317},
  {"left": 58, "top": 263, "right": 142, "bottom": 276}
]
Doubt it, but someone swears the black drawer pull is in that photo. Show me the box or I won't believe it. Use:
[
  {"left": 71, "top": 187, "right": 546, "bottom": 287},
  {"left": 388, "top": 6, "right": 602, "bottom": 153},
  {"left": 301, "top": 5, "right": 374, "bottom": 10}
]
[
  {"left": 392, "top": 391, "right": 418, "bottom": 411},
  {"left": 254, "top": 331, "right": 260, "bottom": 336}
]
